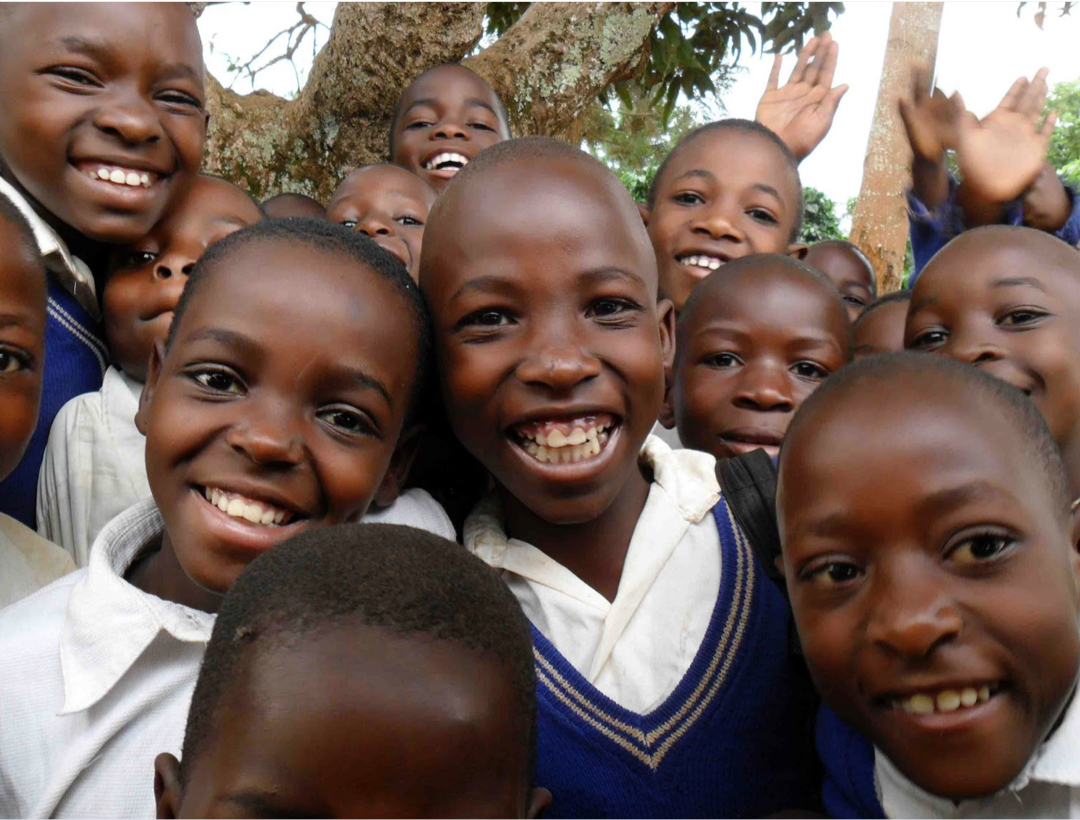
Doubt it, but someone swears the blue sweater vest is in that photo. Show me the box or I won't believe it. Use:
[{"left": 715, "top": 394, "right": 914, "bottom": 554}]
[
  {"left": 816, "top": 704, "right": 886, "bottom": 819},
  {"left": 533, "top": 498, "right": 820, "bottom": 818},
  {"left": 0, "top": 277, "right": 107, "bottom": 527}
]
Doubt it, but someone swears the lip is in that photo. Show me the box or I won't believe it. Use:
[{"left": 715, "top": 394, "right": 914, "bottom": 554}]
[
  {"left": 189, "top": 485, "right": 313, "bottom": 554},
  {"left": 504, "top": 408, "right": 624, "bottom": 481},
  {"left": 675, "top": 247, "right": 733, "bottom": 273},
  {"left": 73, "top": 155, "right": 171, "bottom": 177},
  {"left": 70, "top": 163, "right": 167, "bottom": 210},
  {"left": 877, "top": 686, "right": 1008, "bottom": 736},
  {"left": 718, "top": 428, "right": 784, "bottom": 458},
  {"left": 978, "top": 360, "right": 1040, "bottom": 397},
  {"left": 371, "top": 235, "right": 411, "bottom": 268},
  {"left": 419, "top": 145, "right": 475, "bottom": 180}
]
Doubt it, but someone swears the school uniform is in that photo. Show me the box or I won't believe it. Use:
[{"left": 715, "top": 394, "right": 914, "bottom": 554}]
[
  {"left": 0, "top": 499, "right": 211, "bottom": 819},
  {"left": 363, "top": 487, "right": 457, "bottom": 541},
  {"left": 818, "top": 686, "right": 1080, "bottom": 818},
  {"left": 0, "top": 178, "right": 108, "bottom": 529},
  {"left": 464, "top": 436, "right": 819, "bottom": 817},
  {"left": 36, "top": 366, "right": 149, "bottom": 567},
  {"left": 0, "top": 512, "right": 75, "bottom": 609}
]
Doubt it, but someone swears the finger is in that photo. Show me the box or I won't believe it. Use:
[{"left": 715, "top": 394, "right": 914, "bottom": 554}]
[
  {"left": 803, "top": 38, "right": 826, "bottom": 86},
  {"left": 997, "top": 76, "right": 1028, "bottom": 112},
  {"left": 817, "top": 39, "right": 839, "bottom": 90},
  {"left": 911, "top": 64, "right": 932, "bottom": 104},
  {"left": 1019, "top": 67, "right": 1049, "bottom": 120},
  {"left": 822, "top": 83, "right": 848, "bottom": 116},
  {"left": 1041, "top": 110, "right": 1058, "bottom": 139},
  {"left": 765, "top": 52, "right": 782, "bottom": 92},
  {"left": 788, "top": 36, "right": 817, "bottom": 85}
]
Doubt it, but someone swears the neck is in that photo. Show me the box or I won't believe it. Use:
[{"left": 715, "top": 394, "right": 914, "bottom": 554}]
[
  {"left": 499, "top": 464, "right": 652, "bottom": 603},
  {"left": 125, "top": 531, "right": 224, "bottom": 614}
]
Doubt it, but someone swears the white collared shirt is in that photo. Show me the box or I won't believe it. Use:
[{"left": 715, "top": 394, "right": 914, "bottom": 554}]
[
  {"left": 0, "top": 513, "right": 75, "bottom": 609},
  {"left": 464, "top": 435, "right": 721, "bottom": 714},
  {"left": 877, "top": 683, "right": 1080, "bottom": 818},
  {"left": 363, "top": 488, "right": 457, "bottom": 541},
  {"left": 37, "top": 366, "right": 149, "bottom": 567},
  {"left": 0, "top": 499, "right": 213, "bottom": 819}
]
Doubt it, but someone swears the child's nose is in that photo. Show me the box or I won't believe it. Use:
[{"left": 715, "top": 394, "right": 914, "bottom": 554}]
[
  {"left": 948, "top": 331, "right": 1005, "bottom": 367},
  {"left": 92, "top": 92, "right": 164, "bottom": 145},
  {"left": 225, "top": 402, "right": 306, "bottom": 467},
  {"left": 866, "top": 568, "right": 963, "bottom": 658},
  {"left": 516, "top": 343, "right": 602, "bottom": 392},
  {"left": 691, "top": 207, "right": 743, "bottom": 242},
  {"left": 154, "top": 256, "right": 196, "bottom": 281},
  {"left": 433, "top": 120, "right": 468, "bottom": 140},
  {"left": 733, "top": 362, "right": 794, "bottom": 411},
  {"left": 357, "top": 214, "right": 394, "bottom": 237}
]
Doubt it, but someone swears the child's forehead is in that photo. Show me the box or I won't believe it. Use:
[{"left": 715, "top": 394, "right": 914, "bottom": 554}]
[
  {"left": 334, "top": 167, "right": 434, "bottom": 207},
  {"left": 661, "top": 128, "right": 797, "bottom": 193},
  {"left": 920, "top": 233, "right": 1080, "bottom": 300},
  {"left": 400, "top": 65, "right": 500, "bottom": 113},
  {"left": 687, "top": 264, "right": 836, "bottom": 324}
]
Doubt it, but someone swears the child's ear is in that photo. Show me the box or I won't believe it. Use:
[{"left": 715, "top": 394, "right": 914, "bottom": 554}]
[
  {"left": 135, "top": 339, "right": 167, "bottom": 436},
  {"left": 153, "top": 752, "right": 183, "bottom": 820},
  {"left": 527, "top": 787, "right": 553, "bottom": 818},
  {"left": 372, "top": 425, "right": 425, "bottom": 509},
  {"left": 657, "top": 298, "right": 677, "bottom": 430},
  {"left": 637, "top": 202, "right": 650, "bottom": 227},
  {"left": 1068, "top": 499, "right": 1080, "bottom": 591},
  {"left": 787, "top": 242, "right": 809, "bottom": 260}
]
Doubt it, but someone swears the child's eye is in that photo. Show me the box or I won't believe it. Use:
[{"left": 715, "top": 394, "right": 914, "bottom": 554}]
[
  {"left": 339, "top": 220, "right": 358, "bottom": 229},
  {"left": 190, "top": 368, "right": 244, "bottom": 395},
  {"left": 802, "top": 560, "right": 862, "bottom": 588},
  {"left": 317, "top": 406, "right": 375, "bottom": 437},
  {"left": 792, "top": 361, "right": 829, "bottom": 380},
  {"left": 46, "top": 66, "right": 100, "bottom": 87},
  {"left": 748, "top": 208, "right": 778, "bottom": 224},
  {"left": 909, "top": 328, "right": 948, "bottom": 350},
  {"left": 843, "top": 295, "right": 867, "bottom": 307},
  {"left": 946, "top": 532, "right": 1016, "bottom": 566},
  {"left": 999, "top": 308, "right": 1048, "bottom": 327},
  {"left": 706, "top": 352, "right": 741, "bottom": 368},
  {"left": 405, "top": 120, "right": 433, "bottom": 130},
  {"left": 0, "top": 347, "right": 31, "bottom": 374},
  {"left": 470, "top": 122, "right": 495, "bottom": 132},
  {"left": 588, "top": 298, "right": 639, "bottom": 321},
  {"left": 462, "top": 309, "right": 512, "bottom": 328},
  {"left": 673, "top": 191, "right": 705, "bottom": 206},
  {"left": 157, "top": 90, "right": 203, "bottom": 111},
  {"left": 118, "top": 250, "right": 157, "bottom": 268},
  {"left": 396, "top": 215, "right": 424, "bottom": 227}
]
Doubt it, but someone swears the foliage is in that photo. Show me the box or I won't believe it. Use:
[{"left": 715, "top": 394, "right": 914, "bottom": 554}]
[
  {"left": 1046, "top": 79, "right": 1080, "bottom": 187},
  {"left": 485, "top": 2, "right": 843, "bottom": 124},
  {"left": 800, "top": 186, "right": 844, "bottom": 243}
]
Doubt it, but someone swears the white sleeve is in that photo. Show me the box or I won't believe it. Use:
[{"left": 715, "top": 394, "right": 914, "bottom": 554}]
[
  {"left": 363, "top": 488, "right": 457, "bottom": 542},
  {"left": 35, "top": 398, "right": 85, "bottom": 566}
]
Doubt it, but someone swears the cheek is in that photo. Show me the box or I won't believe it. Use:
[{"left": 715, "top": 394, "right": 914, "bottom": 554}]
[
  {"left": 681, "top": 370, "right": 734, "bottom": 422},
  {"left": 165, "top": 116, "right": 207, "bottom": 173},
  {"left": 0, "top": 378, "right": 41, "bottom": 467},
  {"left": 319, "top": 443, "right": 395, "bottom": 519}
]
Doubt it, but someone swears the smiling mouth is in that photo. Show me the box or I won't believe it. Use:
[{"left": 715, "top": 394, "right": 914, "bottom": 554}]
[
  {"left": 422, "top": 152, "right": 469, "bottom": 175},
  {"left": 887, "top": 682, "right": 1002, "bottom": 715},
  {"left": 676, "top": 253, "right": 727, "bottom": 275},
  {"left": 200, "top": 486, "right": 301, "bottom": 527},
  {"left": 510, "top": 414, "right": 617, "bottom": 465},
  {"left": 77, "top": 161, "right": 159, "bottom": 189}
]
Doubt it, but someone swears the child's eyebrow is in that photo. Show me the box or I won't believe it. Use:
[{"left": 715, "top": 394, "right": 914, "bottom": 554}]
[
  {"left": 404, "top": 97, "right": 497, "bottom": 117},
  {"left": 992, "top": 276, "right": 1046, "bottom": 292},
  {"left": 219, "top": 792, "right": 323, "bottom": 819},
  {"left": 580, "top": 266, "right": 648, "bottom": 289},
  {"left": 0, "top": 311, "right": 37, "bottom": 331},
  {"left": 54, "top": 36, "right": 201, "bottom": 84}
]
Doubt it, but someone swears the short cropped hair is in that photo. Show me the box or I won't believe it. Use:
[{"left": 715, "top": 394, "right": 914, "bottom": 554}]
[
  {"left": 783, "top": 351, "right": 1071, "bottom": 513},
  {"left": 809, "top": 239, "right": 877, "bottom": 297},
  {"left": 646, "top": 119, "right": 804, "bottom": 242},
  {"left": 852, "top": 289, "right": 911, "bottom": 334},
  {"left": 179, "top": 523, "right": 538, "bottom": 787},
  {"left": 0, "top": 196, "right": 42, "bottom": 265},
  {"left": 387, "top": 63, "right": 511, "bottom": 158},
  {"left": 442, "top": 134, "right": 616, "bottom": 192},
  {"left": 165, "top": 217, "right": 432, "bottom": 421}
]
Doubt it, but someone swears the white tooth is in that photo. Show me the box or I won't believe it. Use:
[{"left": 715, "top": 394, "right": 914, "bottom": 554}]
[
  {"left": 97, "top": 167, "right": 111, "bottom": 180},
  {"left": 242, "top": 503, "right": 263, "bottom": 523},
  {"left": 708, "top": 259, "right": 721, "bottom": 270},
  {"left": 217, "top": 494, "right": 229, "bottom": 511},
  {"left": 571, "top": 443, "right": 583, "bottom": 462},
  {"left": 274, "top": 510, "right": 285, "bottom": 525},
  {"left": 204, "top": 487, "right": 212, "bottom": 502},
  {"left": 936, "top": 690, "right": 961, "bottom": 712},
  {"left": 598, "top": 431, "right": 610, "bottom": 444},
  {"left": 109, "top": 169, "right": 126, "bottom": 184},
  {"left": 909, "top": 694, "right": 935, "bottom": 715},
  {"left": 140, "top": 173, "right": 150, "bottom": 186},
  {"left": 125, "top": 171, "right": 140, "bottom": 186},
  {"left": 561, "top": 448, "right": 573, "bottom": 464},
  {"left": 978, "top": 685, "right": 990, "bottom": 702},
  {"left": 226, "top": 498, "right": 245, "bottom": 517},
  {"left": 568, "top": 428, "right": 587, "bottom": 445},
  {"left": 899, "top": 699, "right": 915, "bottom": 714},
  {"left": 526, "top": 441, "right": 538, "bottom": 455},
  {"left": 260, "top": 508, "right": 276, "bottom": 525},
  {"left": 586, "top": 426, "right": 598, "bottom": 442},
  {"left": 960, "top": 688, "right": 978, "bottom": 707},
  {"left": 547, "top": 429, "right": 568, "bottom": 448},
  {"left": 536, "top": 445, "right": 548, "bottom": 463},
  {"left": 536, "top": 432, "right": 547, "bottom": 447},
  {"left": 591, "top": 438, "right": 601, "bottom": 455}
]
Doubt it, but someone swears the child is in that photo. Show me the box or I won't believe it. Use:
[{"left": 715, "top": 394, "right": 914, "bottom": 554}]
[
  {"left": 804, "top": 238, "right": 877, "bottom": 322},
  {"left": 36, "top": 175, "right": 264, "bottom": 565},
  {"left": 0, "top": 199, "right": 76, "bottom": 607},
  {"left": 154, "top": 523, "right": 551, "bottom": 818},
  {"left": 853, "top": 291, "right": 910, "bottom": 360},
  {"left": 261, "top": 191, "right": 326, "bottom": 220},
  {"left": 389, "top": 63, "right": 511, "bottom": 193},
  {"left": 327, "top": 164, "right": 437, "bottom": 282},
  {"left": 0, "top": 219, "right": 428, "bottom": 818},
  {"left": 660, "top": 255, "right": 850, "bottom": 463},
  {"left": 0, "top": 3, "right": 208, "bottom": 527},
  {"left": 420, "top": 137, "right": 818, "bottom": 817},
  {"left": 777, "top": 352, "right": 1080, "bottom": 817},
  {"left": 907, "top": 225, "right": 1080, "bottom": 495},
  {"left": 641, "top": 119, "right": 808, "bottom": 312}
]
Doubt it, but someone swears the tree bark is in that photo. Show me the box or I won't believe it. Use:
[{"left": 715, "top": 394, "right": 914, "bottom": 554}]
[
  {"left": 849, "top": 2, "right": 944, "bottom": 293},
  {"left": 202, "top": 2, "right": 672, "bottom": 203}
]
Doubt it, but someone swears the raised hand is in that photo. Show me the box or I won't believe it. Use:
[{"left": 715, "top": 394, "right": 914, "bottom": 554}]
[
  {"left": 956, "top": 68, "right": 1058, "bottom": 207},
  {"left": 898, "top": 65, "right": 962, "bottom": 164},
  {"left": 755, "top": 31, "right": 849, "bottom": 163}
]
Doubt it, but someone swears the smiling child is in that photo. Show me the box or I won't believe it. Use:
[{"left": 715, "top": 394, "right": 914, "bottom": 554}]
[
  {"left": 0, "top": 219, "right": 428, "bottom": 817},
  {"left": 778, "top": 353, "right": 1080, "bottom": 817},
  {"left": 36, "top": 175, "right": 263, "bottom": 565},
  {"left": 661, "top": 255, "right": 850, "bottom": 463},
  {"left": 642, "top": 119, "right": 807, "bottom": 312},
  {"left": 805, "top": 238, "right": 877, "bottom": 322},
  {"left": 327, "top": 164, "right": 436, "bottom": 282},
  {"left": 421, "top": 137, "right": 818, "bottom": 817},
  {"left": 389, "top": 64, "right": 511, "bottom": 193},
  {"left": 907, "top": 226, "right": 1080, "bottom": 495},
  {"left": 0, "top": 3, "right": 208, "bottom": 527},
  {"left": 155, "top": 523, "right": 550, "bottom": 819}
]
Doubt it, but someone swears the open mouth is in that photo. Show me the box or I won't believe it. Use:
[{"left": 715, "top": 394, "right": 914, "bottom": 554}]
[
  {"left": 76, "top": 161, "right": 159, "bottom": 189},
  {"left": 885, "top": 682, "right": 1002, "bottom": 716},
  {"left": 719, "top": 429, "right": 784, "bottom": 456},
  {"left": 676, "top": 253, "right": 728, "bottom": 277},
  {"left": 510, "top": 414, "right": 617, "bottom": 465},
  {"left": 422, "top": 152, "right": 469, "bottom": 177},
  {"left": 199, "top": 485, "right": 304, "bottom": 528}
]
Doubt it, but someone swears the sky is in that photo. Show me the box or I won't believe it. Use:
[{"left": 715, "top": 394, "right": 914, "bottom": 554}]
[{"left": 198, "top": 1, "right": 1080, "bottom": 211}]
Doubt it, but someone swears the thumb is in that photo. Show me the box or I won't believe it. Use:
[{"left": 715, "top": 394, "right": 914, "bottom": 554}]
[{"left": 1041, "top": 110, "right": 1059, "bottom": 140}]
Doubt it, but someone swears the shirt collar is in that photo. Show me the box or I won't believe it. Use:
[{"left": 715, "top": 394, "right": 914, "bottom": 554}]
[
  {"left": 58, "top": 499, "right": 214, "bottom": 714},
  {"left": 0, "top": 176, "right": 100, "bottom": 319}
]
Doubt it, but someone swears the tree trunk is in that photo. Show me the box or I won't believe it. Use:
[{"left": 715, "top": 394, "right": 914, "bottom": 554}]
[
  {"left": 849, "top": 2, "right": 943, "bottom": 293},
  {"left": 202, "top": 2, "right": 672, "bottom": 203}
]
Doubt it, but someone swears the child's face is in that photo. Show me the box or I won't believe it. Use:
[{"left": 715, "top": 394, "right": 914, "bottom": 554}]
[
  {"left": 158, "top": 625, "right": 545, "bottom": 819},
  {"left": 137, "top": 241, "right": 419, "bottom": 595},
  {"left": 391, "top": 65, "right": 510, "bottom": 193},
  {"left": 804, "top": 243, "right": 876, "bottom": 323},
  {"left": 327, "top": 166, "right": 436, "bottom": 282},
  {"left": 0, "top": 3, "right": 207, "bottom": 244},
  {"left": 645, "top": 128, "right": 804, "bottom": 311},
  {"left": 423, "top": 159, "right": 673, "bottom": 526},
  {"left": 853, "top": 300, "right": 909, "bottom": 360},
  {"left": 907, "top": 233, "right": 1080, "bottom": 448},
  {"left": 104, "top": 177, "right": 262, "bottom": 382},
  {"left": 778, "top": 375, "right": 1080, "bottom": 800},
  {"left": 0, "top": 221, "right": 46, "bottom": 483},
  {"left": 666, "top": 266, "right": 849, "bottom": 461}
]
